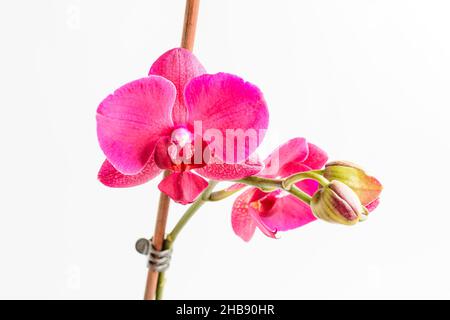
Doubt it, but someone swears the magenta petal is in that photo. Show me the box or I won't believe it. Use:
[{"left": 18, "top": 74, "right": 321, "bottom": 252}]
[
  {"left": 149, "top": 48, "right": 206, "bottom": 125},
  {"left": 154, "top": 137, "right": 174, "bottom": 170},
  {"left": 365, "top": 198, "right": 380, "bottom": 212},
  {"left": 260, "top": 138, "right": 309, "bottom": 178},
  {"left": 96, "top": 76, "right": 175, "bottom": 174},
  {"left": 185, "top": 73, "right": 269, "bottom": 163},
  {"left": 248, "top": 206, "right": 278, "bottom": 239},
  {"left": 98, "top": 157, "right": 161, "bottom": 188},
  {"left": 195, "top": 158, "right": 263, "bottom": 180},
  {"left": 158, "top": 171, "right": 208, "bottom": 205},
  {"left": 303, "top": 142, "right": 328, "bottom": 170},
  {"left": 231, "top": 188, "right": 258, "bottom": 242},
  {"left": 278, "top": 163, "right": 312, "bottom": 180},
  {"left": 295, "top": 178, "right": 320, "bottom": 196},
  {"left": 260, "top": 194, "right": 317, "bottom": 232}
]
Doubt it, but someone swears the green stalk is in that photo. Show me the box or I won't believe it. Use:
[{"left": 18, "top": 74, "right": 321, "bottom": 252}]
[
  {"left": 287, "top": 185, "right": 312, "bottom": 204},
  {"left": 237, "top": 176, "right": 313, "bottom": 205},
  {"left": 208, "top": 186, "right": 245, "bottom": 201},
  {"left": 155, "top": 180, "right": 218, "bottom": 299},
  {"left": 235, "top": 176, "right": 283, "bottom": 191},
  {"left": 283, "top": 171, "right": 330, "bottom": 190},
  {"left": 155, "top": 169, "right": 327, "bottom": 299}
]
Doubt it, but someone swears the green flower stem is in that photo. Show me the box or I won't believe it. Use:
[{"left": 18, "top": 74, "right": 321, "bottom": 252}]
[
  {"left": 235, "top": 176, "right": 283, "bottom": 191},
  {"left": 287, "top": 185, "right": 312, "bottom": 205},
  {"left": 208, "top": 186, "right": 245, "bottom": 201},
  {"left": 283, "top": 171, "right": 330, "bottom": 190},
  {"left": 155, "top": 180, "right": 218, "bottom": 300},
  {"left": 237, "top": 176, "right": 312, "bottom": 205},
  {"left": 155, "top": 169, "right": 326, "bottom": 299},
  {"left": 170, "top": 180, "right": 218, "bottom": 242}
]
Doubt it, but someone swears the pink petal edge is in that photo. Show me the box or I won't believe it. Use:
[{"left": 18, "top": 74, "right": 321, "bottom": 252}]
[
  {"left": 185, "top": 73, "right": 269, "bottom": 164},
  {"left": 248, "top": 206, "right": 279, "bottom": 239},
  {"left": 98, "top": 157, "right": 161, "bottom": 188},
  {"left": 158, "top": 171, "right": 208, "bottom": 205},
  {"left": 96, "top": 76, "right": 175, "bottom": 174},
  {"left": 303, "top": 142, "right": 328, "bottom": 170},
  {"left": 365, "top": 198, "right": 380, "bottom": 212},
  {"left": 260, "top": 138, "right": 309, "bottom": 178},
  {"left": 260, "top": 193, "right": 317, "bottom": 232},
  {"left": 149, "top": 48, "right": 206, "bottom": 125},
  {"left": 231, "top": 188, "right": 258, "bottom": 242},
  {"left": 195, "top": 158, "right": 264, "bottom": 180}
]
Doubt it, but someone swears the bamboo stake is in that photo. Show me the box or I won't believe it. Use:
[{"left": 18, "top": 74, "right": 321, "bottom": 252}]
[
  {"left": 143, "top": 0, "right": 200, "bottom": 300},
  {"left": 181, "top": 0, "right": 200, "bottom": 52},
  {"left": 143, "top": 172, "right": 171, "bottom": 300}
]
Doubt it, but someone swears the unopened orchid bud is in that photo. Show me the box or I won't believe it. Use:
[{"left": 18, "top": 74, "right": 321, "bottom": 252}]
[
  {"left": 323, "top": 161, "right": 382, "bottom": 207},
  {"left": 311, "top": 180, "right": 368, "bottom": 225}
]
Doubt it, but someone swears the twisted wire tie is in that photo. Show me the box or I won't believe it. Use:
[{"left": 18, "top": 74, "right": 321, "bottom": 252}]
[{"left": 135, "top": 238, "right": 172, "bottom": 272}]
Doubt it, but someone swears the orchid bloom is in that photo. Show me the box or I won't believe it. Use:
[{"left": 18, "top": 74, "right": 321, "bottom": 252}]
[
  {"left": 231, "top": 139, "right": 383, "bottom": 241},
  {"left": 231, "top": 138, "right": 328, "bottom": 241},
  {"left": 96, "top": 48, "right": 268, "bottom": 204}
]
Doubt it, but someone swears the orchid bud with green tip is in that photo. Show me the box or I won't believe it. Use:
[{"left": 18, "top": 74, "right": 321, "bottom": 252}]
[
  {"left": 323, "top": 161, "right": 382, "bottom": 209},
  {"left": 311, "top": 180, "right": 368, "bottom": 225}
]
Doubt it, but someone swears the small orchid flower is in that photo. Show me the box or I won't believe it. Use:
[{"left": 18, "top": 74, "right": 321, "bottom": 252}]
[
  {"left": 96, "top": 48, "right": 268, "bottom": 204},
  {"left": 231, "top": 138, "right": 328, "bottom": 241}
]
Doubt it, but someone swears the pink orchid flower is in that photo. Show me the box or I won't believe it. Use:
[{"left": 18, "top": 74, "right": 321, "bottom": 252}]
[
  {"left": 96, "top": 48, "right": 269, "bottom": 204},
  {"left": 231, "top": 138, "right": 328, "bottom": 241},
  {"left": 231, "top": 138, "right": 382, "bottom": 241}
]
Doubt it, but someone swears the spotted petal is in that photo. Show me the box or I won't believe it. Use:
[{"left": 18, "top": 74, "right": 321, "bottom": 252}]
[
  {"left": 196, "top": 157, "right": 263, "bottom": 180},
  {"left": 231, "top": 188, "right": 258, "bottom": 242},
  {"left": 98, "top": 157, "right": 161, "bottom": 188}
]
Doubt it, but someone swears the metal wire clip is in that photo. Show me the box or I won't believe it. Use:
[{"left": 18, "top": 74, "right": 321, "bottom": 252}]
[{"left": 135, "top": 238, "right": 172, "bottom": 272}]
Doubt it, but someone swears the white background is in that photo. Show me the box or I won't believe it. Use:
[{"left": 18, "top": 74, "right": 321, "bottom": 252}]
[{"left": 1, "top": 0, "right": 449, "bottom": 299}]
